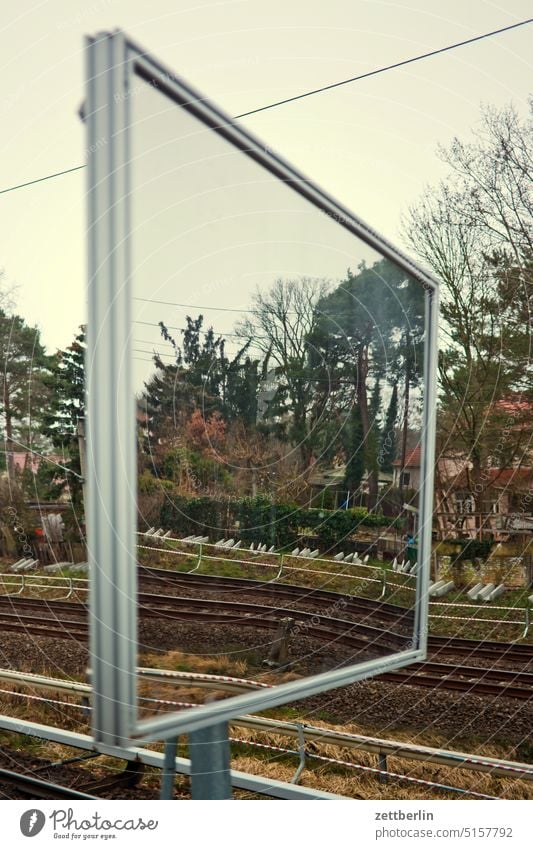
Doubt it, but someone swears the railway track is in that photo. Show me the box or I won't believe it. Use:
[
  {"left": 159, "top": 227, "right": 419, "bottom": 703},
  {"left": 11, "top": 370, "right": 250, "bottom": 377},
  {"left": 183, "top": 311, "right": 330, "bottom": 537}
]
[
  {"left": 0, "top": 594, "right": 531, "bottom": 701},
  {"left": 139, "top": 565, "right": 414, "bottom": 627},
  {"left": 138, "top": 567, "right": 533, "bottom": 666},
  {"left": 0, "top": 767, "right": 98, "bottom": 800},
  {"left": 0, "top": 759, "right": 144, "bottom": 800}
]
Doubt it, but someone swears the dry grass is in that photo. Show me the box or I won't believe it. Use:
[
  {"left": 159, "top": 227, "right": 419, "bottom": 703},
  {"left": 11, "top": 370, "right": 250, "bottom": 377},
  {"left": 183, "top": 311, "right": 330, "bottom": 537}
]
[
  {"left": 228, "top": 717, "right": 533, "bottom": 801},
  {"left": 135, "top": 648, "right": 533, "bottom": 800},
  {"left": 1, "top": 666, "right": 532, "bottom": 801},
  {"left": 140, "top": 649, "right": 250, "bottom": 677}
]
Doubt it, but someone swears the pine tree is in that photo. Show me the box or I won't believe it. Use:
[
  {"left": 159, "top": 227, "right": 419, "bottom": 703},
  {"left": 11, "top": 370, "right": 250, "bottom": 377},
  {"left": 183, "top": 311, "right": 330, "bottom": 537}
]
[
  {"left": 0, "top": 309, "right": 53, "bottom": 478},
  {"left": 343, "top": 405, "right": 365, "bottom": 496},
  {"left": 42, "top": 327, "right": 86, "bottom": 503},
  {"left": 379, "top": 382, "right": 398, "bottom": 472}
]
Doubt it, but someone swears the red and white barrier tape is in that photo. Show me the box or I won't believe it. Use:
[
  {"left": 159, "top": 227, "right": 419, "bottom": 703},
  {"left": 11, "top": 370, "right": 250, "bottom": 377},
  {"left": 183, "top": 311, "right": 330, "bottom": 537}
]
[
  {"left": 0, "top": 688, "right": 88, "bottom": 712},
  {"left": 4, "top": 689, "right": 531, "bottom": 787},
  {"left": 228, "top": 737, "right": 498, "bottom": 799},
  {"left": 138, "top": 667, "right": 271, "bottom": 688}
]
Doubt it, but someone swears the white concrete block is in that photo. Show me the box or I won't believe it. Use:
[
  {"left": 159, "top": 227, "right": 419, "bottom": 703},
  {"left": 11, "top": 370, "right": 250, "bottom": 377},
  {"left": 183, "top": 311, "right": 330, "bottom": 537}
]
[
  {"left": 429, "top": 580, "right": 446, "bottom": 596},
  {"left": 486, "top": 584, "right": 506, "bottom": 602},
  {"left": 477, "top": 583, "right": 495, "bottom": 601},
  {"left": 467, "top": 582, "right": 484, "bottom": 600},
  {"left": 432, "top": 580, "right": 455, "bottom": 598}
]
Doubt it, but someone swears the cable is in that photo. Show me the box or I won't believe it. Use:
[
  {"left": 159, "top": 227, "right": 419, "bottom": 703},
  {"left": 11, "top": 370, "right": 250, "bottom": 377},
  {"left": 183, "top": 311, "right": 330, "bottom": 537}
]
[
  {"left": 0, "top": 165, "right": 85, "bottom": 196},
  {"left": 134, "top": 296, "right": 256, "bottom": 314},
  {"left": 1, "top": 18, "right": 530, "bottom": 196},
  {"left": 133, "top": 319, "right": 273, "bottom": 342},
  {"left": 5, "top": 438, "right": 83, "bottom": 480},
  {"left": 133, "top": 347, "right": 175, "bottom": 358},
  {"left": 131, "top": 347, "right": 366, "bottom": 385},
  {"left": 234, "top": 18, "right": 533, "bottom": 119},
  {"left": 134, "top": 295, "right": 306, "bottom": 320}
]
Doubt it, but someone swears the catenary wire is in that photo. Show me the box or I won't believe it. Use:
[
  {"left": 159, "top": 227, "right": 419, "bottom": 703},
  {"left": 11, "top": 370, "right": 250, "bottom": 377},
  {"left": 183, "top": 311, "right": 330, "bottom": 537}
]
[{"left": 0, "top": 18, "right": 530, "bottom": 196}]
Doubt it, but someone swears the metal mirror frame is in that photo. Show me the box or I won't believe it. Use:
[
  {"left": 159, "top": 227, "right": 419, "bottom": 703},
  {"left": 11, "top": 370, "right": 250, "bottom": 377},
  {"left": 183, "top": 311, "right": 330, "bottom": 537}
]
[{"left": 85, "top": 30, "right": 439, "bottom": 747}]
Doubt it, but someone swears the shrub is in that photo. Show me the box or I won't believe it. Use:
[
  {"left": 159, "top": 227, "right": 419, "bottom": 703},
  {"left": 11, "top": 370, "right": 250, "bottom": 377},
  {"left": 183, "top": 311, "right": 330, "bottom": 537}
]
[
  {"left": 157, "top": 492, "right": 389, "bottom": 548},
  {"left": 443, "top": 539, "right": 493, "bottom": 561}
]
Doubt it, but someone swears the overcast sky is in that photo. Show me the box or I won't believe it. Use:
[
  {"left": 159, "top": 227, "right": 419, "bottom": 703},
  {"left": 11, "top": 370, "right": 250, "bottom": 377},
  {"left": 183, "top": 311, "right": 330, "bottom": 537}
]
[{"left": 0, "top": 0, "right": 531, "bottom": 355}]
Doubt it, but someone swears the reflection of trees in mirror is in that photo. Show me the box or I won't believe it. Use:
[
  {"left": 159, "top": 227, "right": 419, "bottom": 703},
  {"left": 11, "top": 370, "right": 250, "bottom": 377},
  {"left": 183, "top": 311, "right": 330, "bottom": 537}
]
[
  {"left": 138, "top": 265, "right": 425, "bottom": 516},
  {"left": 311, "top": 260, "right": 424, "bottom": 508},
  {"left": 236, "top": 277, "right": 331, "bottom": 469}
]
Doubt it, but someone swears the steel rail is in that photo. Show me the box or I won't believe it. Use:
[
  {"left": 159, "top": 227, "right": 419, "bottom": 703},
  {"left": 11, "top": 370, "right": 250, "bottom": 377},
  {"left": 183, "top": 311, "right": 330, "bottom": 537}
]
[
  {"left": 129, "top": 582, "right": 533, "bottom": 664},
  {"left": 378, "top": 671, "right": 532, "bottom": 700},
  {"left": 139, "top": 564, "right": 528, "bottom": 616},
  {"left": 2, "top": 671, "right": 531, "bottom": 784},
  {"left": 138, "top": 566, "right": 414, "bottom": 624},
  {"left": 2, "top": 588, "right": 532, "bottom": 668},
  {"left": 427, "top": 635, "right": 533, "bottom": 664},
  {"left": 0, "top": 596, "right": 531, "bottom": 697},
  {"left": 0, "top": 767, "right": 99, "bottom": 799},
  {"left": 136, "top": 591, "right": 408, "bottom": 646},
  {"left": 3, "top": 648, "right": 531, "bottom": 705},
  {"left": 3, "top": 563, "right": 528, "bottom": 633},
  {"left": 139, "top": 566, "right": 533, "bottom": 644},
  {"left": 0, "top": 715, "right": 344, "bottom": 799},
  {"left": 2, "top": 564, "right": 527, "bottom": 617},
  {"left": 406, "top": 661, "right": 533, "bottom": 687}
]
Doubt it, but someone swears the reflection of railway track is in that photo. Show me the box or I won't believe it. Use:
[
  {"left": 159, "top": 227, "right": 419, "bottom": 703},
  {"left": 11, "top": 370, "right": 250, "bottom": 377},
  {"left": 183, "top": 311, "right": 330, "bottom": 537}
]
[
  {"left": 139, "top": 566, "right": 414, "bottom": 628},
  {"left": 379, "top": 664, "right": 533, "bottom": 700},
  {"left": 1, "top": 594, "right": 532, "bottom": 701},
  {"left": 138, "top": 567, "right": 533, "bottom": 666}
]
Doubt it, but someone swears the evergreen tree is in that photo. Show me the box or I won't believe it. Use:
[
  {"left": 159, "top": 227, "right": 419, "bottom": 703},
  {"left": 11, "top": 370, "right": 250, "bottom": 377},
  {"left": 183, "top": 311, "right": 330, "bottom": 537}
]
[
  {"left": 379, "top": 382, "right": 398, "bottom": 472},
  {"left": 42, "top": 327, "right": 86, "bottom": 503},
  {"left": 343, "top": 405, "right": 365, "bottom": 496},
  {"left": 315, "top": 258, "right": 423, "bottom": 507},
  {"left": 0, "top": 309, "right": 53, "bottom": 478},
  {"left": 369, "top": 378, "right": 382, "bottom": 428}
]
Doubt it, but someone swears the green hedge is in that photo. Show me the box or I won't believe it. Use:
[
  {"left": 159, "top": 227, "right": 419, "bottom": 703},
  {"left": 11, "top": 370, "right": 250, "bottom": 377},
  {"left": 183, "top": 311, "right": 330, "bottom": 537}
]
[
  {"left": 158, "top": 494, "right": 388, "bottom": 550},
  {"left": 441, "top": 539, "right": 493, "bottom": 561}
]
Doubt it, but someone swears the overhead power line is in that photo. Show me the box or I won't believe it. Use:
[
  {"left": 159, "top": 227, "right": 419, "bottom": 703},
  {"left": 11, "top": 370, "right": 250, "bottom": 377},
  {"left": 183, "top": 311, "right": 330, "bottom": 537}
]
[
  {"left": 234, "top": 18, "right": 532, "bottom": 118},
  {"left": 134, "top": 321, "right": 253, "bottom": 338},
  {"left": 134, "top": 296, "right": 253, "bottom": 314},
  {"left": 0, "top": 165, "right": 85, "bottom": 196},
  {"left": 0, "top": 18, "right": 530, "bottom": 196},
  {"left": 6, "top": 438, "right": 84, "bottom": 479}
]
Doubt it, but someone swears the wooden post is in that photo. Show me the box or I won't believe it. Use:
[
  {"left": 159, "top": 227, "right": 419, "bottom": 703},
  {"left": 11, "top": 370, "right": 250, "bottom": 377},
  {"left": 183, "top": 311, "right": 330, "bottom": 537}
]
[{"left": 264, "top": 617, "right": 295, "bottom": 667}]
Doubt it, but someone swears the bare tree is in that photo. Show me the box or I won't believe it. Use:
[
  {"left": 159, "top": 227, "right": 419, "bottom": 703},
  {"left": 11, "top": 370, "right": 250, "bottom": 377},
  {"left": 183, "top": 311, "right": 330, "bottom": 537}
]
[
  {"left": 438, "top": 100, "right": 532, "bottom": 265},
  {"left": 236, "top": 276, "right": 331, "bottom": 467},
  {"left": 402, "top": 99, "right": 532, "bottom": 537},
  {"left": 0, "top": 270, "right": 17, "bottom": 313}
]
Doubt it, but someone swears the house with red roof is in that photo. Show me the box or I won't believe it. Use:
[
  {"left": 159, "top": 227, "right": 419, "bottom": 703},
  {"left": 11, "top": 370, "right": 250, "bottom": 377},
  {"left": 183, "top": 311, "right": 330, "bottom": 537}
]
[
  {"left": 389, "top": 442, "right": 533, "bottom": 540},
  {"left": 392, "top": 446, "right": 421, "bottom": 491}
]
